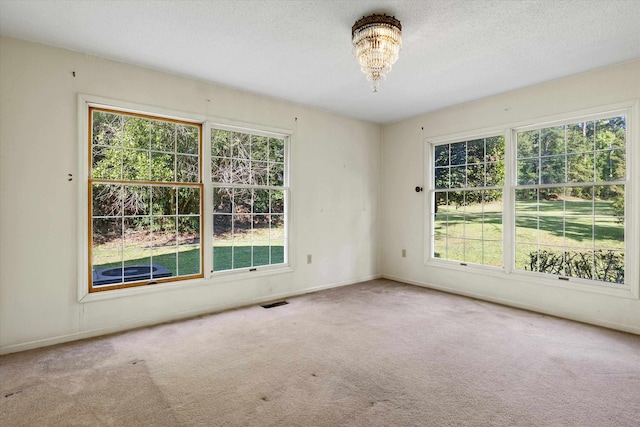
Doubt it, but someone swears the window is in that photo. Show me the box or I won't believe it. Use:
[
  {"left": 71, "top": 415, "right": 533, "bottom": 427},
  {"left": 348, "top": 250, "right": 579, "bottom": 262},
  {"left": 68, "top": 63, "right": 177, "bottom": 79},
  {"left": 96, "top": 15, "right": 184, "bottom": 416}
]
[
  {"left": 514, "top": 115, "right": 626, "bottom": 284},
  {"left": 211, "top": 128, "right": 288, "bottom": 272},
  {"left": 427, "top": 105, "right": 635, "bottom": 291},
  {"left": 89, "top": 108, "right": 203, "bottom": 291},
  {"left": 431, "top": 135, "right": 505, "bottom": 267}
]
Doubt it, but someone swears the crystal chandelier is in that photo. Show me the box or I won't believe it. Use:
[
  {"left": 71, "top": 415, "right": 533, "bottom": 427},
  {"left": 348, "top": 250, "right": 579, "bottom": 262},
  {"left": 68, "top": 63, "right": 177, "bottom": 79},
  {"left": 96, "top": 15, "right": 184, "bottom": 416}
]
[{"left": 352, "top": 14, "right": 402, "bottom": 93}]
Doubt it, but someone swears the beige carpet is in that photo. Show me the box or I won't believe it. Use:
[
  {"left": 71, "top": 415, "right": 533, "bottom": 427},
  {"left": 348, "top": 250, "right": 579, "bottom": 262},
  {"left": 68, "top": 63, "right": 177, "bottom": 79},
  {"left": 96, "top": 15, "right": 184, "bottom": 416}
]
[{"left": 1, "top": 279, "right": 639, "bottom": 426}]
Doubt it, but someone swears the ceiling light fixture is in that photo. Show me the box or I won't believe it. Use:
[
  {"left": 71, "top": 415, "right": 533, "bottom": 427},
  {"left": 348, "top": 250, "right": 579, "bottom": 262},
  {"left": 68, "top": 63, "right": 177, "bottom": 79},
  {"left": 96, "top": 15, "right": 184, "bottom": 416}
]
[{"left": 352, "top": 13, "right": 402, "bottom": 93}]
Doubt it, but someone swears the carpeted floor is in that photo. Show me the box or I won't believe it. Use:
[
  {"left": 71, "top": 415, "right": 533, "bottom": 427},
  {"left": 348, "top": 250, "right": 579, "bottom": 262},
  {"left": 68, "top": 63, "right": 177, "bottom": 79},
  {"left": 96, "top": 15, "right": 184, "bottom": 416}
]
[{"left": 1, "top": 279, "right": 639, "bottom": 426}]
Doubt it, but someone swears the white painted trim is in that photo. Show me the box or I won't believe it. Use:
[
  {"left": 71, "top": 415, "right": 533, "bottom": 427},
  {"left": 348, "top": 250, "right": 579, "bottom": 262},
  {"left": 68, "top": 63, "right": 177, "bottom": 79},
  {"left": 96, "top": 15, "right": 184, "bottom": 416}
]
[
  {"left": 1, "top": 274, "right": 381, "bottom": 355},
  {"left": 382, "top": 274, "right": 640, "bottom": 335}
]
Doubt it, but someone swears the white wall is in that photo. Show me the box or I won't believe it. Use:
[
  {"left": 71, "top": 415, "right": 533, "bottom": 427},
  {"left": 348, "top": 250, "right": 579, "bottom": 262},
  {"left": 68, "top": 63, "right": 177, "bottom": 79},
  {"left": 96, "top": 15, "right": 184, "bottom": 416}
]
[
  {"left": 382, "top": 60, "right": 640, "bottom": 334},
  {"left": 0, "top": 37, "right": 382, "bottom": 354}
]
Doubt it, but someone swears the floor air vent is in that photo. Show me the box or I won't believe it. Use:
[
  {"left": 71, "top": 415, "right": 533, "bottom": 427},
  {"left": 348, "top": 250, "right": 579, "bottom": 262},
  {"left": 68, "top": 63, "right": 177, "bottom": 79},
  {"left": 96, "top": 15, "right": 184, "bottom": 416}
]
[{"left": 261, "top": 301, "right": 289, "bottom": 309}]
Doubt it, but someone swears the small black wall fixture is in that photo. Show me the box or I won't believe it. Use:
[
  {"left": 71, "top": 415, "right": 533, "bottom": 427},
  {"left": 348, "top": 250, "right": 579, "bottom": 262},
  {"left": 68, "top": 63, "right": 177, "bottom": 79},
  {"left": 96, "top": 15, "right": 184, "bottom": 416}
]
[{"left": 415, "top": 186, "right": 423, "bottom": 193}]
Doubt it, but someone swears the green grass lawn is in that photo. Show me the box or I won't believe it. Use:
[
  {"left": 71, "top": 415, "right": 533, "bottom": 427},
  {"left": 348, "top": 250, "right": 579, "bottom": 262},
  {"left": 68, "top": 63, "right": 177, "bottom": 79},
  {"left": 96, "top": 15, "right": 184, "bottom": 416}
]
[{"left": 434, "top": 198, "right": 624, "bottom": 276}]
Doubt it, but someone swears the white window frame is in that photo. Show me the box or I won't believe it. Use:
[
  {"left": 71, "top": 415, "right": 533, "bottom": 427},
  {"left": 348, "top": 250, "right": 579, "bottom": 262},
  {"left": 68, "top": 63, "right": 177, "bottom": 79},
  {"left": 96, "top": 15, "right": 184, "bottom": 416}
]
[
  {"left": 424, "top": 100, "right": 639, "bottom": 299},
  {"left": 77, "top": 94, "right": 293, "bottom": 302}
]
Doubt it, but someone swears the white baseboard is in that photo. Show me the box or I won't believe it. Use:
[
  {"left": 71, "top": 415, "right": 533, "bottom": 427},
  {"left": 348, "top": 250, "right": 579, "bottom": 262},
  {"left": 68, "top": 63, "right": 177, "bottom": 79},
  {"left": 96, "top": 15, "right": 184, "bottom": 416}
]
[
  {"left": 382, "top": 274, "right": 640, "bottom": 336},
  {"left": 0, "top": 274, "right": 382, "bottom": 355}
]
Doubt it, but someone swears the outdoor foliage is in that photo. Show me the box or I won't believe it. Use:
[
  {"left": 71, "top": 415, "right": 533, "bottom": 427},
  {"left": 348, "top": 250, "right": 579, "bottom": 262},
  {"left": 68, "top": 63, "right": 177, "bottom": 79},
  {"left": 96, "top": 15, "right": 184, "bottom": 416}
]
[{"left": 524, "top": 249, "right": 624, "bottom": 284}]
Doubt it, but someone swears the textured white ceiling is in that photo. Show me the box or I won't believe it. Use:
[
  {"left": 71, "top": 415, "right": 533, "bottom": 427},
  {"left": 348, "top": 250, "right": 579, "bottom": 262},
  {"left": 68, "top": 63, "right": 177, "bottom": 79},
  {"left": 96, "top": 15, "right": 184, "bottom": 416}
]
[{"left": 1, "top": 0, "right": 639, "bottom": 123}]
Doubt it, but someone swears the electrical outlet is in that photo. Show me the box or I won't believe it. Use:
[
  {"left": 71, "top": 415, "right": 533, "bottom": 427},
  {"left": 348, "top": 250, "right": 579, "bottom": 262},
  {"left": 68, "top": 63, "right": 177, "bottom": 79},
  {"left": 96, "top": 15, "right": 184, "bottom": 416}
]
[
  {"left": 402, "top": 249, "right": 406, "bottom": 258},
  {"left": 307, "top": 254, "right": 312, "bottom": 264}
]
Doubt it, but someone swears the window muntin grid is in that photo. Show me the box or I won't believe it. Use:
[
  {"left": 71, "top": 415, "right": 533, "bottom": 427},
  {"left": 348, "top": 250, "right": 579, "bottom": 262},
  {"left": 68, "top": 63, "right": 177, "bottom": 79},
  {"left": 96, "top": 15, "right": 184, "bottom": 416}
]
[
  {"left": 514, "top": 116, "right": 626, "bottom": 284},
  {"left": 89, "top": 108, "right": 203, "bottom": 291},
  {"left": 211, "top": 129, "right": 287, "bottom": 272},
  {"left": 432, "top": 136, "right": 505, "bottom": 267}
]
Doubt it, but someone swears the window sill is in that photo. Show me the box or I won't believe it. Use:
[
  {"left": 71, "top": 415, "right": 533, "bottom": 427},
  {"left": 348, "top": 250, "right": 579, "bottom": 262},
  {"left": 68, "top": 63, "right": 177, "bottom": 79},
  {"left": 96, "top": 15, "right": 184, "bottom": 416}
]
[
  {"left": 425, "top": 258, "right": 637, "bottom": 300},
  {"left": 78, "top": 265, "right": 294, "bottom": 303}
]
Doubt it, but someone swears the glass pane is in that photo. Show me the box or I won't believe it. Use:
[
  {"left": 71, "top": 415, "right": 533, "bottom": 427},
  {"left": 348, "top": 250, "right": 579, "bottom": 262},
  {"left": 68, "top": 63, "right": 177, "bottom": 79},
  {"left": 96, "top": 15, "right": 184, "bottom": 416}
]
[
  {"left": 594, "top": 218, "right": 624, "bottom": 250},
  {"left": 178, "top": 246, "right": 200, "bottom": 275},
  {"left": 152, "top": 216, "right": 176, "bottom": 248},
  {"left": 566, "top": 122, "right": 592, "bottom": 154},
  {"left": 483, "top": 191, "right": 502, "bottom": 214},
  {"left": 538, "top": 246, "right": 565, "bottom": 276},
  {"left": 483, "top": 214, "right": 502, "bottom": 240},
  {"left": 253, "top": 190, "right": 270, "bottom": 213},
  {"left": 594, "top": 250, "right": 624, "bottom": 284},
  {"left": 123, "top": 218, "right": 151, "bottom": 273},
  {"left": 150, "top": 120, "right": 175, "bottom": 152},
  {"left": 539, "top": 216, "right": 564, "bottom": 243},
  {"left": 483, "top": 241, "right": 502, "bottom": 267},
  {"left": 269, "top": 138, "right": 285, "bottom": 163},
  {"left": 151, "top": 152, "right": 174, "bottom": 181},
  {"left": 232, "top": 159, "right": 251, "bottom": 184},
  {"left": 517, "top": 159, "right": 538, "bottom": 185},
  {"left": 446, "top": 238, "right": 464, "bottom": 261},
  {"left": 233, "top": 246, "right": 251, "bottom": 269},
  {"left": 447, "top": 214, "right": 464, "bottom": 238},
  {"left": 433, "top": 231, "right": 446, "bottom": 259},
  {"left": 485, "top": 162, "right": 504, "bottom": 187},
  {"left": 92, "top": 146, "right": 123, "bottom": 180},
  {"left": 270, "top": 190, "right": 285, "bottom": 214},
  {"left": 450, "top": 142, "right": 466, "bottom": 165},
  {"left": 251, "top": 136, "right": 268, "bottom": 161},
  {"left": 269, "top": 163, "right": 285, "bottom": 187},
  {"left": 176, "top": 155, "right": 199, "bottom": 183},
  {"left": 213, "top": 245, "right": 232, "bottom": 272},
  {"left": 595, "top": 117, "right": 626, "bottom": 150},
  {"left": 444, "top": 191, "right": 463, "bottom": 213},
  {"left": 565, "top": 186, "right": 593, "bottom": 216},
  {"left": 122, "top": 116, "right": 151, "bottom": 149},
  {"left": 595, "top": 149, "right": 625, "bottom": 182},
  {"left": 540, "top": 155, "right": 565, "bottom": 184},
  {"left": 233, "top": 214, "right": 252, "bottom": 238},
  {"left": 211, "top": 156, "right": 232, "bottom": 183},
  {"left": 269, "top": 215, "right": 285, "bottom": 241},
  {"left": 515, "top": 189, "right": 538, "bottom": 214},
  {"left": 92, "top": 111, "right": 122, "bottom": 147},
  {"left": 464, "top": 190, "right": 483, "bottom": 212},
  {"left": 466, "top": 139, "right": 484, "bottom": 163},
  {"left": 211, "top": 129, "right": 231, "bottom": 158},
  {"left": 466, "top": 163, "right": 485, "bottom": 188},
  {"left": 122, "top": 149, "right": 150, "bottom": 181},
  {"left": 540, "top": 126, "right": 565, "bottom": 156},
  {"left": 564, "top": 249, "right": 593, "bottom": 280},
  {"left": 93, "top": 183, "right": 122, "bottom": 217},
  {"left": 565, "top": 216, "right": 592, "bottom": 246},
  {"left": 213, "top": 214, "right": 232, "bottom": 240},
  {"left": 231, "top": 132, "right": 250, "bottom": 159},
  {"left": 123, "top": 185, "right": 150, "bottom": 216},
  {"left": 464, "top": 215, "right": 483, "bottom": 239},
  {"left": 251, "top": 160, "right": 268, "bottom": 186},
  {"left": 485, "top": 136, "right": 504, "bottom": 162},
  {"left": 177, "top": 187, "right": 200, "bottom": 215},
  {"left": 594, "top": 185, "right": 624, "bottom": 217},
  {"left": 270, "top": 245, "right": 285, "bottom": 264},
  {"left": 515, "top": 243, "right": 538, "bottom": 272},
  {"left": 450, "top": 165, "right": 466, "bottom": 188},
  {"left": 515, "top": 216, "right": 537, "bottom": 243},
  {"left": 464, "top": 239, "right": 483, "bottom": 264},
  {"left": 434, "top": 167, "right": 450, "bottom": 189},
  {"left": 538, "top": 188, "right": 563, "bottom": 215},
  {"left": 233, "top": 188, "right": 252, "bottom": 214},
  {"left": 567, "top": 153, "right": 594, "bottom": 183},
  {"left": 434, "top": 191, "right": 447, "bottom": 215},
  {"left": 176, "top": 124, "right": 199, "bottom": 155},
  {"left": 252, "top": 215, "right": 269, "bottom": 241},
  {"left": 178, "top": 216, "right": 199, "bottom": 244},
  {"left": 213, "top": 187, "right": 232, "bottom": 213},
  {"left": 252, "top": 243, "right": 270, "bottom": 267},
  {"left": 92, "top": 218, "right": 122, "bottom": 259},
  {"left": 517, "top": 130, "right": 539, "bottom": 159},
  {"left": 434, "top": 144, "right": 449, "bottom": 167},
  {"left": 152, "top": 186, "right": 175, "bottom": 216},
  {"left": 152, "top": 248, "right": 177, "bottom": 277}
]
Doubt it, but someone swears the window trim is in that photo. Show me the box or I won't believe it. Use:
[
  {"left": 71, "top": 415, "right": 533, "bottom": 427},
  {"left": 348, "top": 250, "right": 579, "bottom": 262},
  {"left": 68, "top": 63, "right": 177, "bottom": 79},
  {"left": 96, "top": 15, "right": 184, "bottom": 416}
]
[
  {"left": 424, "top": 100, "right": 639, "bottom": 300},
  {"left": 77, "top": 94, "right": 293, "bottom": 303}
]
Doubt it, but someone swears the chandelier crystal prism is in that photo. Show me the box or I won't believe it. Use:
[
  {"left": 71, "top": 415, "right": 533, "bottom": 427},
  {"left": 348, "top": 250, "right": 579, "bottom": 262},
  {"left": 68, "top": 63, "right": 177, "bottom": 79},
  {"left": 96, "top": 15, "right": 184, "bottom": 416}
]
[{"left": 351, "top": 14, "right": 402, "bottom": 93}]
